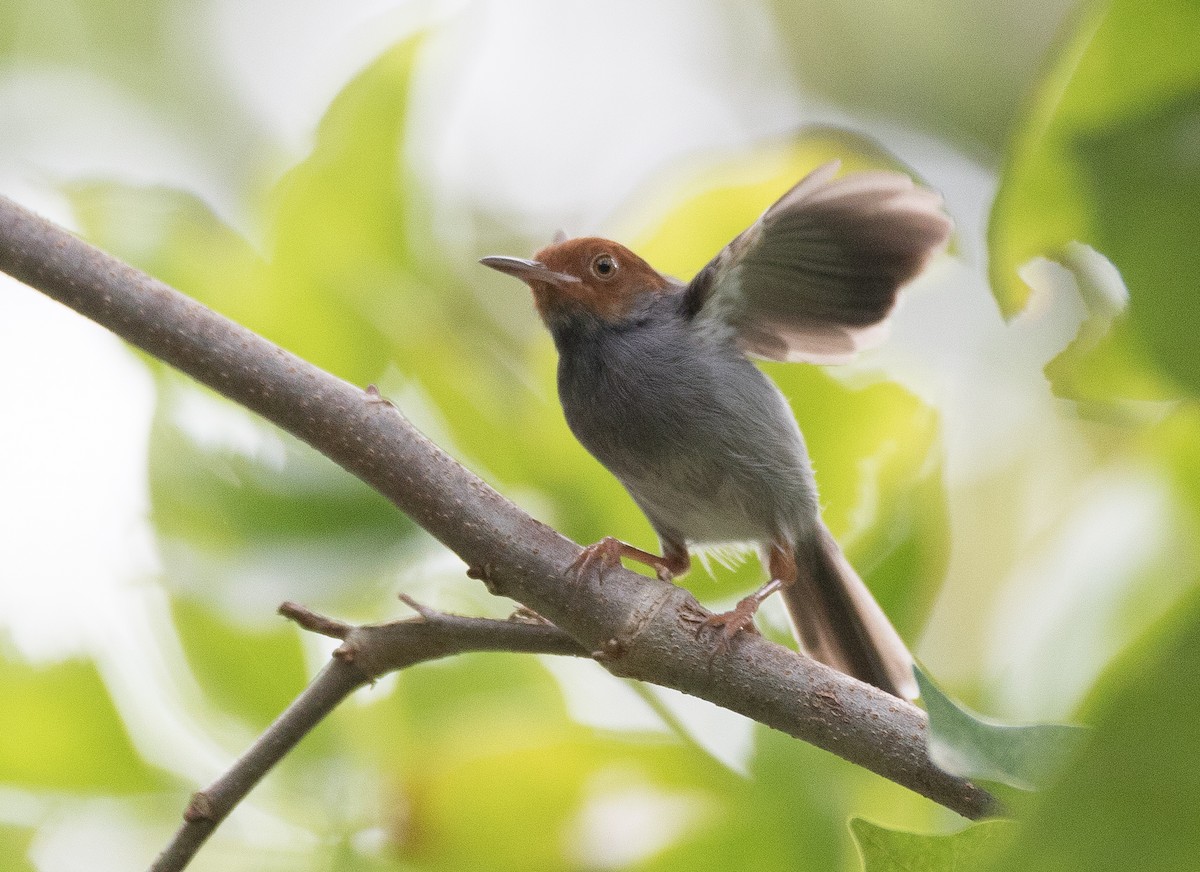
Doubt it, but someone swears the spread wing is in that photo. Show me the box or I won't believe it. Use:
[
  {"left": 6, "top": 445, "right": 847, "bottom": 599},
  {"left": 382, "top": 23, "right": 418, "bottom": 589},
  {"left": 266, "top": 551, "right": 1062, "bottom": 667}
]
[{"left": 683, "top": 161, "right": 952, "bottom": 363}]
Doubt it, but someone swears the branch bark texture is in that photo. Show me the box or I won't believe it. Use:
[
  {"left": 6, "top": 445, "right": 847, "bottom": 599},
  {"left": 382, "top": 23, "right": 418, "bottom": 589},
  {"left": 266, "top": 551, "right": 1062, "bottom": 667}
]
[{"left": 0, "top": 195, "right": 997, "bottom": 822}]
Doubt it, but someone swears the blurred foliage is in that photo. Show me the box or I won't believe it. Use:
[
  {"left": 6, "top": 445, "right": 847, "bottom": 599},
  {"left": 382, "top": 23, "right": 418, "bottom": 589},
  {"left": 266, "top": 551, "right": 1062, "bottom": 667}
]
[
  {"left": 3, "top": 0, "right": 1200, "bottom": 870},
  {"left": 982, "top": 585, "right": 1200, "bottom": 872},
  {"left": 764, "top": 0, "right": 1076, "bottom": 158},
  {"left": 347, "top": 653, "right": 934, "bottom": 872},
  {"left": 170, "top": 596, "right": 309, "bottom": 732},
  {"left": 989, "top": 0, "right": 1200, "bottom": 397},
  {"left": 0, "top": 0, "right": 273, "bottom": 187},
  {"left": 1, "top": 0, "right": 183, "bottom": 101},
  {"left": 0, "top": 824, "right": 34, "bottom": 872}
]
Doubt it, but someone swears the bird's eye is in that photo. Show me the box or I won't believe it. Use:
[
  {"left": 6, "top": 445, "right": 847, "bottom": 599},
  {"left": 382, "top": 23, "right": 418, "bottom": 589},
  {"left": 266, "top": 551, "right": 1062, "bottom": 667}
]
[{"left": 590, "top": 254, "right": 618, "bottom": 279}]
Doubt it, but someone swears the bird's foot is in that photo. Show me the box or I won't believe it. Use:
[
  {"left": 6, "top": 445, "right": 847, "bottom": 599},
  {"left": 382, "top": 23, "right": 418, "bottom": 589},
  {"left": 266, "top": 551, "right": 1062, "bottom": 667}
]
[
  {"left": 567, "top": 536, "right": 625, "bottom": 585},
  {"left": 684, "top": 595, "right": 763, "bottom": 653},
  {"left": 568, "top": 537, "right": 688, "bottom": 586}
]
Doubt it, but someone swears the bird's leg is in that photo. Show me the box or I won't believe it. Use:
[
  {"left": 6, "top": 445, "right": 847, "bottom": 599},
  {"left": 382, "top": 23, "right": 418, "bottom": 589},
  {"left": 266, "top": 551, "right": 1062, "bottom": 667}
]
[
  {"left": 687, "top": 541, "right": 797, "bottom": 651},
  {"left": 569, "top": 536, "right": 690, "bottom": 584}
]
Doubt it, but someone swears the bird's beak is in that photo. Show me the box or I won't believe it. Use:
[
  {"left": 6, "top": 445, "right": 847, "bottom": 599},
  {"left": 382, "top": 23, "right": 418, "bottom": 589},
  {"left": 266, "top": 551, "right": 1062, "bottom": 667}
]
[{"left": 479, "top": 256, "right": 580, "bottom": 287}]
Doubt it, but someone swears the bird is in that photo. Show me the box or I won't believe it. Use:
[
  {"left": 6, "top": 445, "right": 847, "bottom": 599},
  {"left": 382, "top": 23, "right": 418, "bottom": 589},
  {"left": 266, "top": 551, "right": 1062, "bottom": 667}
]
[{"left": 480, "top": 160, "right": 951, "bottom": 700}]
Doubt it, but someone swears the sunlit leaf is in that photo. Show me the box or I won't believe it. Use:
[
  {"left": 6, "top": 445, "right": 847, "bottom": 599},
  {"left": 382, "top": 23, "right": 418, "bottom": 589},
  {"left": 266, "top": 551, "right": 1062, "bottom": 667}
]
[
  {"left": 644, "top": 732, "right": 850, "bottom": 872},
  {"left": 1148, "top": 405, "right": 1200, "bottom": 525},
  {"left": 1043, "top": 317, "right": 1177, "bottom": 415},
  {"left": 917, "top": 666, "right": 1086, "bottom": 792},
  {"left": 263, "top": 38, "right": 428, "bottom": 384},
  {"left": 1035, "top": 243, "right": 1171, "bottom": 412},
  {"left": 64, "top": 43, "right": 444, "bottom": 620},
  {"left": 851, "top": 818, "right": 1014, "bottom": 872},
  {"left": 985, "top": 587, "right": 1200, "bottom": 872},
  {"left": 651, "top": 725, "right": 948, "bottom": 872},
  {"left": 0, "top": 654, "right": 163, "bottom": 792},
  {"left": 753, "top": 365, "right": 946, "bottom": 633}
]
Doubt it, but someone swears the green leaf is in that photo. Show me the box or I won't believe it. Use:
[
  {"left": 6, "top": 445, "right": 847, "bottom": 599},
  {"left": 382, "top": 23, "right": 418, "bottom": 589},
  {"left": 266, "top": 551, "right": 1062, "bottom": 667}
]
[
  {"left": 1037, "top": 243, "right": 1176, "bottom": 413},
  {"left": 350, "top": 657, "right": 921, "bottom": 872},
  {"left": 851, "top": 819, "right": 1014, "bottom": 872},
  {"left": 171, "top": 596, "right": 309, "bottom": 731},
  {"left": 989, "top": 0, "right": 1200, "bottom": 396},
  {"left": 0, "top": 654, "right": 163, "bottom": 792},
  {"left": 1150, "top": 404, "right": 1200, "bottom": 525},
  {"left": 985, "top": 586, "right": 1200, "bottom": 872},
  {"left": 0, "top": 824, "right": 34, "bottom": 872},
  {"left": 917, "top": 666, "right": 1086, "bottom": 791},
  {"left": 651, "top": 725, "right": 977, "bottom": 872},
  {"left": 768, "top": 366, "right": 948, "bottom": 632},
  {"left": 1076, "top": 87, "right": 1200, "bottom": 396},
  {"left": 263, "top": 38, "right": 429, "bottom": 384}
]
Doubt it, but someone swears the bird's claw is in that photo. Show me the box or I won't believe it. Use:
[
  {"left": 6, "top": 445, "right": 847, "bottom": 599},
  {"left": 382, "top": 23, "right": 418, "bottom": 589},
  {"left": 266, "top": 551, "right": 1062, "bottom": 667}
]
[
  {"left": 680, "top": 596, "right": 762, "bottom": 655},
  {"left": 568, "top": 536, "right": 623, "bottom": 585}
]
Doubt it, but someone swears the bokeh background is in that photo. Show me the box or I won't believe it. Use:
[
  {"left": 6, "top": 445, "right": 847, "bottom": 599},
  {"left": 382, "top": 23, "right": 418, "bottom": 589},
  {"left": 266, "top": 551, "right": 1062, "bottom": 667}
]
[{"left": 2, "top": 1, "right": 1199, "bottom": 870}]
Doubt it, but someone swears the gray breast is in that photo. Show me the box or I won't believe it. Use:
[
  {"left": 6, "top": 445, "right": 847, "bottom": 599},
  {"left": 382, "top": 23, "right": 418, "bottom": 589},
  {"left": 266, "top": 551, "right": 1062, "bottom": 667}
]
[{"left": 556, "top": 294, "right": 819, "bottom": 546}]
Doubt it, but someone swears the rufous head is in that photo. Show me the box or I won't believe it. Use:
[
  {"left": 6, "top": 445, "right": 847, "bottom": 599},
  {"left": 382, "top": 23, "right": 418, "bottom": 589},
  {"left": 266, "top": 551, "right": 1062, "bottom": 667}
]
[{"left": 481, "top": 236, "right": 670, "bottom": 325}]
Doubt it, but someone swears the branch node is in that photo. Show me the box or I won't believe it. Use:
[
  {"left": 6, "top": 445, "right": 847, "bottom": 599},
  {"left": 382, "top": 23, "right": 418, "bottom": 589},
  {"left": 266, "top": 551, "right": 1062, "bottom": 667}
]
[
  {"left": 466, "top": 561, "right": 501, "bottom": 594},
  {"left": 364, "top": 383, "right": 396, "bottom": 408},
  {"left": 332, "top": 643, "right": 358, "bottom": 663},
  {"left": 279, "top": 601, "right": 351, "bottom": 639},
  {"left": 183, "top": 792, "right": 215, "bottom": 823},
  {"left": 591, "top": 637, "right": 627, "bottom": 662}
]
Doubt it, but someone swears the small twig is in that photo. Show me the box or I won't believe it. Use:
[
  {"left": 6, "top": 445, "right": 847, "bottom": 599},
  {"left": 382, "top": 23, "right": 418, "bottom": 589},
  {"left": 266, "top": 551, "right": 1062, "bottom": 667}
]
[
  {"left": 150, "top": 600, "right": 589, "bottom": 872},
  {"left": 397, "top": 591, "right": 437, "bottom": 620},
  {"left": 278, "top": 601, "right": 351, "bottom": 638},
  {"left": 151, "top": 658, "right": 364, "bottom": 872}
]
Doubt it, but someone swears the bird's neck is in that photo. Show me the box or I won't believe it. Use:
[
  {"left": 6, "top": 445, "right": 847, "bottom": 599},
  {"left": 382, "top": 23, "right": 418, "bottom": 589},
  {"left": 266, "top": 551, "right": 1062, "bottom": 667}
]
[
  {"left": 546, "top": 312, "right": 604, "bottom": 357},
  {"left": 543, "top": 291, "right": 677, "bottom": 355}
]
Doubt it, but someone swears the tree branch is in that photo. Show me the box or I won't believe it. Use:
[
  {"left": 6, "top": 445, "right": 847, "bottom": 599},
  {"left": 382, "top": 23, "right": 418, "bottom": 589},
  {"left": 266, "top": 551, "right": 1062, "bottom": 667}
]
[
  {"left": 149, "top": 601, "right": 588, "bottom": 872},
  {"left": 0, "top": 195, "right": 997, "bottom": 853}
]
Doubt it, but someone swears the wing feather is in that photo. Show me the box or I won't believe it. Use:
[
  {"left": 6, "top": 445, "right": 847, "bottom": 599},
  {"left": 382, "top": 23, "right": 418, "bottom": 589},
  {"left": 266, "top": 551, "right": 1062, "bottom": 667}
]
[{"left": 685, "top": 161, "right": 952, "bottom": 363}]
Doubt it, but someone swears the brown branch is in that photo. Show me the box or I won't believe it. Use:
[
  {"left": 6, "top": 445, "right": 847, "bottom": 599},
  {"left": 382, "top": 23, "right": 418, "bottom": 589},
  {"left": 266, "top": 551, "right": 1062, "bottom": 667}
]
[
  {"left": 150, "top": 601, "right": 589, "bottom": 872},
  {"left": 0, "top": 195, "right": 998, "bottom": 862}
]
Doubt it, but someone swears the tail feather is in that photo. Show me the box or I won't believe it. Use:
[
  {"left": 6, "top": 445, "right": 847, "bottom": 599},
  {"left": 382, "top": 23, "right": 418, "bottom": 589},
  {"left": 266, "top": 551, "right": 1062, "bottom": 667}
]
[{"left": 781, "top": 524, "right": 917, "bottom": 700}]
